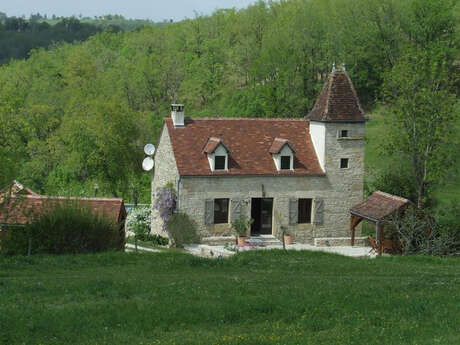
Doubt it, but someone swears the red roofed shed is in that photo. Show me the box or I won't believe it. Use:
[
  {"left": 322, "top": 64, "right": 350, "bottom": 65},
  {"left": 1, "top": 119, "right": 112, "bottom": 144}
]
[{"left": 349, "top": 191, "right": 411, "bottom": 255}]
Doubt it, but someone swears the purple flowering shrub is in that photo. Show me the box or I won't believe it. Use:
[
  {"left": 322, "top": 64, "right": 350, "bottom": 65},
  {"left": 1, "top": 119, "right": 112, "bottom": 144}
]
[{"left": 153, "top": 184, "right": 177, "bottom": 232}]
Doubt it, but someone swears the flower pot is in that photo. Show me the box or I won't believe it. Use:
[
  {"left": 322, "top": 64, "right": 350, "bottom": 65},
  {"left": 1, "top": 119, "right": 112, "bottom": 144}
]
[
  {"left": 237, "top": 235, "right": 247, "bottom": 246},
  {"left": 284, "top": 234, "right": 293, "bottom": 245}
]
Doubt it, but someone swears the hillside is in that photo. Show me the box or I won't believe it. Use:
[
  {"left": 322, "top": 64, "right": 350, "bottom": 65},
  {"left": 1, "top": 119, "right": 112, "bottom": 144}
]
[{"left": 0, "top": 0, "right": 458, "bottom": 203}]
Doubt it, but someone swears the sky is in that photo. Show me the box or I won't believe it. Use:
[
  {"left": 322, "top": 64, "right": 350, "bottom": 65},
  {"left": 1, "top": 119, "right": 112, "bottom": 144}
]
[{"left": 1, "top": 0, "right": 259, "bottom": 21}]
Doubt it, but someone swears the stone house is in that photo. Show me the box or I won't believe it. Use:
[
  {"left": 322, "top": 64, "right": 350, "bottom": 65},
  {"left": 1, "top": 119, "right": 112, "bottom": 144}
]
[{"left": 151, "top": 68, "right": 367, "bottom": 244}]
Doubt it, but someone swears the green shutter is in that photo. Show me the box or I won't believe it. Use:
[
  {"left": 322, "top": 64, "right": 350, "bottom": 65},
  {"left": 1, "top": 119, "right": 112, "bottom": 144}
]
[
  {"left": 289, "top": 199, "right": 298, "bottom": 225},
  {"left": 313, "top": 198, "right": 324, "bottom": 225},
  {"left": 231, "top": 199, "right": 242, "bottom": 221},
  {"left": 204, "top": 199, "right": 214, "bottom": 225}
]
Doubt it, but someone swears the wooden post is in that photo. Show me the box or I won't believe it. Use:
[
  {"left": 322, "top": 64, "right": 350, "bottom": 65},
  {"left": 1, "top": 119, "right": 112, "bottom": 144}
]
[
  {"left": 349, "top": 215, "right": 362, "bottom": 246},
  {"left": 350, "top": 215, "right": 356, "bottom": 246},
  {"left": 377, "top": 223, "right": 383, "bottom": 256}
]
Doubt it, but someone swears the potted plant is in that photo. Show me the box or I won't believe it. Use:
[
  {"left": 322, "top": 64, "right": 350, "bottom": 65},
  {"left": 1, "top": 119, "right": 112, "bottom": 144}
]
[
  {"left": 232, "top": 216, "right": 253, "bottom": 246},
  {"left": 284, "top": 231, "right": 293, "bottom": 245}
]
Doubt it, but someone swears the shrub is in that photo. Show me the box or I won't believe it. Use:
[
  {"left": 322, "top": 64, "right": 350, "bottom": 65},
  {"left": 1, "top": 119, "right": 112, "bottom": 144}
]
[
  {"left": 2, "top": 202, "right": 122, "bottom": 256},
  {"left": 389, "top": 205, "right": 460, "bottom": 256},
  {"left": 126, "top": 206, "right": 151, "bottom": 238},
  {"left": 129, "top": 233, "right": 169, "bottom": 246},
  {"left": 167, "top": 212, "right": 197, "bottom": 248}
]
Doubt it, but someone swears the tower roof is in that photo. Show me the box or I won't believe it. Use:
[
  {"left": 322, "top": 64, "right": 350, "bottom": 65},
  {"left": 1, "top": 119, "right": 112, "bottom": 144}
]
[{"left": 307, "top": 68, "right": 366, "bottom": 122}]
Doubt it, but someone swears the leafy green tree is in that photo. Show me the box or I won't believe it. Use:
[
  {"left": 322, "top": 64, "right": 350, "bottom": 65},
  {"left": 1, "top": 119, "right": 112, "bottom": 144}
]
[{"left": 382, "top": 51, "right": 458, "bottom": 208}]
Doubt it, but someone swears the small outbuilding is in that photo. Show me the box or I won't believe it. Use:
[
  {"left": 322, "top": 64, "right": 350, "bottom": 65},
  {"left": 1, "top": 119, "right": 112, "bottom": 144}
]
[
  {"left": 0, "top": 181, "right": 127, "bottom": 250},
  {"left": 349, "top": 191, "right": 411, "bottom": 255}
]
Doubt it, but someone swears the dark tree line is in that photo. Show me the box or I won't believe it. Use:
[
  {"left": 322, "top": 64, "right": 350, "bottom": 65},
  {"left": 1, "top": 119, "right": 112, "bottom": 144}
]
[{"left": 0, "top": 14, "right": 127, "bottom": 65}]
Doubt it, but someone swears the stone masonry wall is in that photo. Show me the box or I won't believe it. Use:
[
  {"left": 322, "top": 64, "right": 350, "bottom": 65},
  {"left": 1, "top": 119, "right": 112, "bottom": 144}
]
[
  {"left": 322, "top": 122, "right": 365, "bottom": 238},
  {"left": 150, "top": 125, "right": 179, "bottom": 237}
]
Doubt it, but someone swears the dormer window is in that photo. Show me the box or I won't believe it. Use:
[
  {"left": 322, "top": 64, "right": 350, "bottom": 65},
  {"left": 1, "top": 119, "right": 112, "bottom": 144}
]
[
  {"left": 203, "top": 137, "right": 230, "bottom": 172},
  {"left": 280, "top": 156, "right": 291, "bottom": 170},
  {"left": 214, "top": 155, "right": 226, "bottom": 170},
  {"left": 269, "top": 138, "right": 295, "bottom": 171}
]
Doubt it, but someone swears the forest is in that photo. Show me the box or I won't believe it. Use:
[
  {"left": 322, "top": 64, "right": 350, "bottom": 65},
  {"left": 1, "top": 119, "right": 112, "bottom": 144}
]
[
  {"left": 0, "top": 0, "right": 458, "bottom": 208},
  {"left": 0, "top": 12, "right": 163, "bottom": 65}
]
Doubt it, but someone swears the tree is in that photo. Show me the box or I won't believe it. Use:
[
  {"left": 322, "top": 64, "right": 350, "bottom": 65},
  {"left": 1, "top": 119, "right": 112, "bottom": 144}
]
[{"left": 381, "top": 50, "right": 458, "bottom": 208}]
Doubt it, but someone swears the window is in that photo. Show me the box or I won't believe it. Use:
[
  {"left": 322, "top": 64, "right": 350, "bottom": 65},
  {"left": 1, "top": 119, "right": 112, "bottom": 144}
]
[
  {"left": 339, "top": 130, "right": 349, "bottom": 138},
  {"left": 298, "top": 198, "right": 312, "bottom": 224},
  {"left": 215, "top": 155, "right": 226, "bottom": 170},
  {"left": 340, "top": 158, "right": 349, "bottom": 169},
  {"left": 281, "top": 156, "right": 291, "bottom": 170},
  {"left": 214, "top": 198, "right": 229, "bottom": 224}
]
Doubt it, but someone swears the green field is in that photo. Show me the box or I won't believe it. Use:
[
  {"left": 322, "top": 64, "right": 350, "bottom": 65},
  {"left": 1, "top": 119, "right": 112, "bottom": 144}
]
[{"left": 1, "top": 251, "right": 459, "bottom": 345}]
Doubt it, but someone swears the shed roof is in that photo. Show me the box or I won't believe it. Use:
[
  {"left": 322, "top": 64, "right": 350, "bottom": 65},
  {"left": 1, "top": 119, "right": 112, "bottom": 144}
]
[
  {"left": 350, "top": 191, "right": 410, "bottom": 222},
  {"left": 0, "top": 195, "right": 126, "bottom": 226}
]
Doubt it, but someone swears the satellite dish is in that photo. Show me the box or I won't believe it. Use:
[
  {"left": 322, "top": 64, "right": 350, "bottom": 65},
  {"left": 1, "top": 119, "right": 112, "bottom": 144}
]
[
  {"left": 142, "top": 157, "right": 155, "bottom": 171},
  {"left": 144, "top": 143, "right": 156, "bottom": 156}
]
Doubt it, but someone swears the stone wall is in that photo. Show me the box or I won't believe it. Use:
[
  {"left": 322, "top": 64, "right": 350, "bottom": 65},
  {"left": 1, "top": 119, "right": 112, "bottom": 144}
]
[{"left": 150, "top": 125, "right": 179, "bottom": 237}]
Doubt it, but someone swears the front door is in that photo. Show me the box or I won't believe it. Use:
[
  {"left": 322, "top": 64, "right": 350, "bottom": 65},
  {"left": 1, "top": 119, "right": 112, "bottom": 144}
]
[{"left": 251, "top": 198, "right": 273, "bottom": 235}]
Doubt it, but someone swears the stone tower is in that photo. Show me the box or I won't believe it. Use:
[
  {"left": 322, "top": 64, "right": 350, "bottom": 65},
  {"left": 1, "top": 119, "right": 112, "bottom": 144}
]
[{"left": 307, "top": 67, "right": 367, "bottom": 238}]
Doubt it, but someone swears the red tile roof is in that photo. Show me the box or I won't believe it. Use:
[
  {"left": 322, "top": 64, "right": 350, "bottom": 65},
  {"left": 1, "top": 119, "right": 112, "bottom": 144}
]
[
  {"left": 0, "top": 195, "right": 126, "bottom": 226},
  {"left": 350, "top": 191, "right": 410, "bottom": 221},
  {"left": 268, "top": 138, "right": 296, "bottom": 154},
  {"left": 307, "top": 69, "right": 367, "bottom": 122},
  {"left": 165, "top": 118, "right": 324, "bottom": 176}
]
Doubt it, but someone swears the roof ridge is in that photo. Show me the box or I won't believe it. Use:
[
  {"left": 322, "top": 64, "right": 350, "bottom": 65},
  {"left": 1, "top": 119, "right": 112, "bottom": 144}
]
[
  {"left": 15, "top": 195, "right": 124, "bottom": 202},
  {"left": 343, "top": 71, "right": 365, "bottom": 117},
  {"left": 375, "top": 191, "right": 410, "bottom": 203},
  {"left": 166, "top": 117, "right": 307, "bottom": 121},
  {"left": 324, "top": 73, "right": 333, "bottom": 119}
]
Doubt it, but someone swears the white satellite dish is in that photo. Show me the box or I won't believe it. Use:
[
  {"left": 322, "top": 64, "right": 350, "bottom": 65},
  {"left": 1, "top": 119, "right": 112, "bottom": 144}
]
[
  {"left": 144, "top": 143, "right": 156, "bottom": 156},
  {"left": 142, "top": 157, "right": 155, "bottom": 171}
]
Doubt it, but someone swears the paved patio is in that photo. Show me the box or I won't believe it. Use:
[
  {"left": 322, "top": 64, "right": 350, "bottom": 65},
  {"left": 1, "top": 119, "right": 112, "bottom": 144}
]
[{"left": 184, "top": 243, "right": 375, "bottom": 259}]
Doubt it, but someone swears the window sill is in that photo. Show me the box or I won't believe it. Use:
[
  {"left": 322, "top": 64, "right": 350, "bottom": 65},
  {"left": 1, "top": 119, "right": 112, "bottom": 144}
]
[{"left": 337, "top": 136, "right": 364, "bottom": 141}]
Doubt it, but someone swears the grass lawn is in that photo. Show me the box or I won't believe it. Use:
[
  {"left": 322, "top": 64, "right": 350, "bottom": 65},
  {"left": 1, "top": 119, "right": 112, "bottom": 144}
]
[{"left": 1, "top": 251, "right": 459, "bottom": 345}]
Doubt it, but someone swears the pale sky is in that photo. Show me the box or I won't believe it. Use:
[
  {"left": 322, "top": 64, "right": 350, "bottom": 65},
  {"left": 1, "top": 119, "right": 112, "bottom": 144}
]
[{"left": 1, "top": 0, "right": 259, "bottom": 21}]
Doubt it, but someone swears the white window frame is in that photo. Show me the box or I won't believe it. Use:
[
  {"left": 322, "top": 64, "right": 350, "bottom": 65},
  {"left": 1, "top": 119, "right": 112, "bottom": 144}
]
[
  {"left": 207, "top": 144, "right": 229, "bottom": 171},
  {"left": 273, "top": 145, "right": 294, "bottom": 171}
]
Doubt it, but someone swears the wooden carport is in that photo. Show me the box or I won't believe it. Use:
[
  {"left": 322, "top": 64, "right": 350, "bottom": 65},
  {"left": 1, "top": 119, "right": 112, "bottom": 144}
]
[{"left": 350, "top": 191, "right": 410, "bottom": 255}]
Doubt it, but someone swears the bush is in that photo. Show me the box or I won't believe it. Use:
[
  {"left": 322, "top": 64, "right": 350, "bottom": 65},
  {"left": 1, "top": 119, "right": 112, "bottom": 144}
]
[
  {"left": 126, "top": 206, "right": 151, "bottom": 238},
  {"left": 2, "top": 202, "right": 123, "bottom": 256},
  {"left": 130, "top": 233, "right": 169, "bottom": 246},
  {"left": 389, "top": 205, "right": 460, "bottom": 256},
  {"left": 167, "top": 212, "right": 197, "bottom": 248}
]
